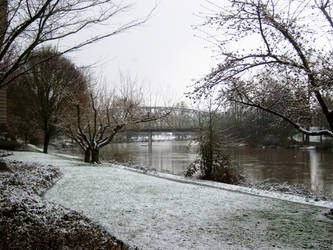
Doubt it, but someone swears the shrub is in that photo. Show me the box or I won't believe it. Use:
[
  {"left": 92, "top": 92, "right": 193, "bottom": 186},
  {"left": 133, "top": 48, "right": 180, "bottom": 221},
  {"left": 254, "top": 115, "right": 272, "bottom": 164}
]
[
  {"left": 0, "top": 140, "right": 23, "bottom": 150},
  {"left": 185, "top": 98, "right": 243, "bottom": 185},
  {"left": 185, "top": 136, "right": 243, "bottom": 184},
  {"left": 185, "top": 112, "right": 244, "bottom": 184}
]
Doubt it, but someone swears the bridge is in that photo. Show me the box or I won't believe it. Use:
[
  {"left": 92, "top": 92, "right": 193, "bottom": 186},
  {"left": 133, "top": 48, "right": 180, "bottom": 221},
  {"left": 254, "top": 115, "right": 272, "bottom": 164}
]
[
  {"left": 124, "top": 106, "right": 203, "bottom": 132},
  {"left": 120, "top": 106, "right": 206, "bottom": 147}
]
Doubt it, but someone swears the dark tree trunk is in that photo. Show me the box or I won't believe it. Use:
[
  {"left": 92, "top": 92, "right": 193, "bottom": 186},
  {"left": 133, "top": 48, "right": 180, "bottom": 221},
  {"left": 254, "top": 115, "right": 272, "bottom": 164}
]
[
  {"left": 84, "top": 149, "right": 91, "bottom": 163},
  {"left": 91, "top": 148, "right": 100, "bottom": 164},
  {"left": 206, "top": 147, "right": 213, "bottom": 179},
  {"left": 43, "top": 131, "right": 50, "bottom": 153},
  {"left": 205, "top": 126, "right": 214, "bottom": 179},
  {"left": 305, "top": 134, "right": 310, "bottom": 144},
  {"left": 0, "top": 0, "right": 8, "bottom": 48}
]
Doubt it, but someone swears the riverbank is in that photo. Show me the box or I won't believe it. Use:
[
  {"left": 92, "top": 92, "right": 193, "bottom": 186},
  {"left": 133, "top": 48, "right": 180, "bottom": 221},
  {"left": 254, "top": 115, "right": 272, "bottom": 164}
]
[
  {"left": 41, "top": 140, "right": 333, "bottom": 197},
  {"left": 117, "top": 161, "right": 333, "bottom": 209},
  {"left": 0, "top": 154, "right": 134, "bottom": 249},
  {"left": 4, "top": 150, "right": 333, "bottom": 249}
]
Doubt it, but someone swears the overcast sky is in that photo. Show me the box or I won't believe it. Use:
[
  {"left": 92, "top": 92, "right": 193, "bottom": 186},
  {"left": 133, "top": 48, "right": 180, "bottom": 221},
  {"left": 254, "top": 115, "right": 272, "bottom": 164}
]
[{"left": 67, "top": 0, "right": 217, "bottom": 106}]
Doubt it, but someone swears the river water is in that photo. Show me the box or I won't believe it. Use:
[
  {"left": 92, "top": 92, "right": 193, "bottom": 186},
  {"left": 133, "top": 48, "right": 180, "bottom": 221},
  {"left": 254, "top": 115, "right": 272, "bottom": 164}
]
[{"left": 102, "top": 141, "right": 333, "bottom": 195}]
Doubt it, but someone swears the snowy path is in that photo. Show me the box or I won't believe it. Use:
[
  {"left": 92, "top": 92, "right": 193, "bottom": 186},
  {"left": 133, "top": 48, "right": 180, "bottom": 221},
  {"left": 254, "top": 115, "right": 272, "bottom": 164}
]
[{"left": 8, "top": 151, "right": 333, "bottom": 249}]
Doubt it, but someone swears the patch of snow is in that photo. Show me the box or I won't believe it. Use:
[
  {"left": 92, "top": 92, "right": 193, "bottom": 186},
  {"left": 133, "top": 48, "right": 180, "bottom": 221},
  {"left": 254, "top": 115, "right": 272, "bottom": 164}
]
[{"left": 26, "top": 144, "right": 43, "bottom": 152}]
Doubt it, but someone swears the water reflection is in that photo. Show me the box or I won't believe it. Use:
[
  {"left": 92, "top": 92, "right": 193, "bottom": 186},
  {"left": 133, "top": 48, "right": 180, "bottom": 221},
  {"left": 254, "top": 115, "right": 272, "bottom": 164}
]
[
  {"left": 310, "top": 150, "right": 321, "bottom": 192},
  {"left": 234, "top": 147, "right": 333, "bottom": 194},
  {"left": 103, "top": 141, "right": 333, "bottom": 195},
  {"left": 104, "top": 141, "right": 197, "bottom": 176}
]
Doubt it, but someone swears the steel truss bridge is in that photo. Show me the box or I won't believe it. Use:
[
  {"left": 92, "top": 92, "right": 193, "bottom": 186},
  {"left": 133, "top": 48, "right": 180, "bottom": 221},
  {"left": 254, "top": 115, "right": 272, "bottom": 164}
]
[{"left": 123, "top": 106, "right": 203, "bottom": 133}]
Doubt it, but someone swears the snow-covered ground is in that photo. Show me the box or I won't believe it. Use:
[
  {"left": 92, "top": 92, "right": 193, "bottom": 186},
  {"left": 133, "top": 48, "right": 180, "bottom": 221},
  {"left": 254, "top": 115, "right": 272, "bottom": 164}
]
[
  {"left": 0, "top": 155, "right": 130, "bottom": 249},
  {"left": 8, "top": 151, "right": 333, "bottom": 249}
]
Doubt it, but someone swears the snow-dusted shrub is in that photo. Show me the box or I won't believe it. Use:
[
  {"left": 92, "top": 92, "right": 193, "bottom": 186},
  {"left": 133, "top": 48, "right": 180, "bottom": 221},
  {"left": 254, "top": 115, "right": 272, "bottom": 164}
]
[
  {"left": 185, "top": 97, "right": 243, "bottom": 184},
  {"left": 186, "top": 132, "right": 243, "bottom": 185}
]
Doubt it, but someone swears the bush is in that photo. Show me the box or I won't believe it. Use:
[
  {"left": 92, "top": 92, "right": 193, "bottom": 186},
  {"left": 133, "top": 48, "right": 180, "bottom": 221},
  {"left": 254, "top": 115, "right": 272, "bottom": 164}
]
[
  {"left": 185, "top": 144, "right": 243, "bottom": 184},
  {"left": 0, "top": 140, "right": 23, "bottom": 150},
  {"left": 185, "top": 100, "right": 244, "bottom": 185},
  {"left": 185, "top": 131, "right": 243, "bottom": 185}
]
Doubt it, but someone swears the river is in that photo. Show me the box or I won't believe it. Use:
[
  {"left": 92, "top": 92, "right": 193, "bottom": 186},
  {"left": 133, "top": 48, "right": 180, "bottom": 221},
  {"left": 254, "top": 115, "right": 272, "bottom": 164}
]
[{"left": 101, "top": 141, "right": 333, "bottom": 195}]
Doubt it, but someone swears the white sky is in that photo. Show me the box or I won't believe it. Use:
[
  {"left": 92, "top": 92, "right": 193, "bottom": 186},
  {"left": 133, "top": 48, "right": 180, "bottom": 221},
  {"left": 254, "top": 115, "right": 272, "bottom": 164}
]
[{"left": 66, "top": 0, "right": 216, "bottom": 106}]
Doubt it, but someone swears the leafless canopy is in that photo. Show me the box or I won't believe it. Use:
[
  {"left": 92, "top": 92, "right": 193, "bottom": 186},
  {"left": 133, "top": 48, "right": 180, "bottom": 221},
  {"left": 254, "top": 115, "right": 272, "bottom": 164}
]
[
  {"left": 62, "top": 78, "right": 171, "bottom": 163},
  {"left": 0, "top": 0, "right": 151, "bottom": 88},
  {"left": 191, "top": 0, "right": 333, "bottom": 136}
]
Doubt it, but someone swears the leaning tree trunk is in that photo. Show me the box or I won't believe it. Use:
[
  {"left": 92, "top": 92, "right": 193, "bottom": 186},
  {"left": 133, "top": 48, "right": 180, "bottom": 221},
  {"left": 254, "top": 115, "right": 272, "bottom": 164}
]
[{"left": 91, "top": 148, "right": 100, "bottom": 164}]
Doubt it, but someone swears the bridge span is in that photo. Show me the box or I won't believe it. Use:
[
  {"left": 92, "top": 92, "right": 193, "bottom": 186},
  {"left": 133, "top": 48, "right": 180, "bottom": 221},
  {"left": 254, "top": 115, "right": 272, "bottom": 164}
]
[{"left": 120, "top": 106, "right": 204, "bottom": 148}]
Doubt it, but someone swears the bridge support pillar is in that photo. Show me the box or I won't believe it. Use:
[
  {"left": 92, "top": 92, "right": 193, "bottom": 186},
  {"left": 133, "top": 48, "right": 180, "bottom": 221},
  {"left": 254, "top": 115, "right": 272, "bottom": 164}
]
[{"left": 148, "top": 132, "right": 153, "bottom": 153}]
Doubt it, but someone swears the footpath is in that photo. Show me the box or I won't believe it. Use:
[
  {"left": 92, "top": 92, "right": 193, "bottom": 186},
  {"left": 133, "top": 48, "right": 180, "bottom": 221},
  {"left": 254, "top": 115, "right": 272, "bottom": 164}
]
[{"left": 8, "top": 151, "right": 333, "bottom": 250}]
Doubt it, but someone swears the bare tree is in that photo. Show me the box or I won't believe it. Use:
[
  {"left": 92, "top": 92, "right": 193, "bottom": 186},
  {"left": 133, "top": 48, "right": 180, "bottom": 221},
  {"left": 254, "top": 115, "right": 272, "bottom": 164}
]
[
  {"left": 185, "top": 96, "right": 242, "bottom": 184},
  {"left": 191, "top": 0, "right": 333, "bottom": 137},
  {"left": 0, "top": 0, "right": 151, "bottom": 89},
  {"left": 63, "top": 79, "right": 170, "bottom": 163},
  {"left": 15, "top": 46, "right": 88, "bottom": 153}
]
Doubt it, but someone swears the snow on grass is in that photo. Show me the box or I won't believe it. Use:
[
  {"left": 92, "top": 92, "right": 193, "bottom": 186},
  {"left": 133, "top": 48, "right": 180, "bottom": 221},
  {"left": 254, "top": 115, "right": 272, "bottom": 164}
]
[
  {"left": 119, "top": 165, "right": 333, "bottom": 209},
  {"left": 0, "top": 158, "right": 130, "bottom": 249},
  {"left": 8, "top": 151, "right": 333, "bottom": 249}
]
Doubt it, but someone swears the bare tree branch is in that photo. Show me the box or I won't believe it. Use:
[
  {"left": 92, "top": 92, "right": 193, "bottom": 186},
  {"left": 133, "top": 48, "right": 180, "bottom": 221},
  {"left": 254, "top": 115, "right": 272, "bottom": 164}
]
[
  {"left": 191, "top": 0, "right": 333, "bottom": 136},
  {"left": 0, "top": 0, "right": 154, "bottom": 89}
]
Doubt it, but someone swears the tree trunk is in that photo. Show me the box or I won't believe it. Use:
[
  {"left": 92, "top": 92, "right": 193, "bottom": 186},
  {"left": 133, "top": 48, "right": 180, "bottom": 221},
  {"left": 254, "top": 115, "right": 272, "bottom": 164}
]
[
  {"left": 305, "top": 134, "right": 310, "bottom": 144},
  {"left": 206, "top": 145, "right": 213, "bottom": 179},
  {"left": 84, "top": 149, "right": 91, "bottom": 163},
  {"left": 0, "top": 0, "right": 8, "bottom": 49},
  {"left": 43, "top": 131, "right": 50, "bottom": 153},
  {"left": 205, "top": 124, "right": 214, "bottom": 179},
  {"left": 91, "top": 148, "right": 100, "bottom": 164}
]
